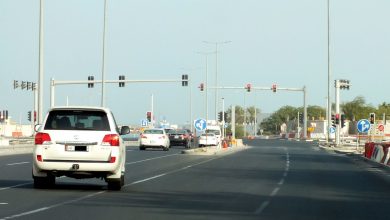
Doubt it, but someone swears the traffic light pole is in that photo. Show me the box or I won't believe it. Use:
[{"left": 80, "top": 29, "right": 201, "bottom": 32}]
[
  {"left": 207, "top": 85, "right": 308, "bottom": 139},
  {"left": 50, "top": 78, "right": 188, "bottom": 107},
  {"left": 335, "top": 80, "right": 340, "bottom": 146}
]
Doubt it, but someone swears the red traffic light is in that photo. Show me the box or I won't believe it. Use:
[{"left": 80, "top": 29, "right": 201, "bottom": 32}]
[
  {"left": 146, "top": 111, "right": 152, "bottom": 122},
  {"left": 199, "top": 83, "right": 204, "bottom": 91},
  {"left": 272, "top": 84, "right": 277, "bottom": 92},
  {"left": 246, "top": 83, "right": 251, "bottom": 92}
]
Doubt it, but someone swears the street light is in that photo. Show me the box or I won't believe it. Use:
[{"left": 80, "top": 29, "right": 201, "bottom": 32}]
[
  {"left": 203, "top": 40, "right": 231, "bottom": 121},
  {"left": 101, "top": 0, "right": 108, "bottom": 107},
  {"left": 327, "top": 0, "right": 332, "bottom": 145},
  {"left": 38, "top": 0, "right": 44, "bottom": 124},
  {"left": 196, "top": 51, "right": 215, "bottom": 125}
]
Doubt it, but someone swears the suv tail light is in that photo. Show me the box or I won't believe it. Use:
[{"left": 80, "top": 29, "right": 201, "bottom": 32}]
[
  {"left": 35, "top": 132, "right": 52, "bottom": 145},
  {"left": 102, "top": 134, "right": 120, "bottom": 146},
  {"left": 141, "top": 134, "right": 147, "bottom": 139}
]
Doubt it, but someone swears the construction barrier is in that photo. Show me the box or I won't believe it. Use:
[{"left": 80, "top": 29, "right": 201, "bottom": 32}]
[
  {"left": 364, "top": 142, "right": 375, "bottom": 159},
  {"left": 364, "top": 142, "right": 390, "bottom": 167}
]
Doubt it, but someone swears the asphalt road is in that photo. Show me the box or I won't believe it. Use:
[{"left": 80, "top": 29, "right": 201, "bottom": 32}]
[{"left": 0, "top": 140, "right": 389, "bottom": 220}]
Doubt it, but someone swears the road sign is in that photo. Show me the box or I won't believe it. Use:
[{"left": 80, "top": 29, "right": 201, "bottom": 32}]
[
  {"left": 378, "top": 124, "right": 384, "bottom": 132},
  {"left": 329, "top": 127, "right": 336, "bottom": 134},
  {"left": 141, "top": 119, "right": 148, "bottom": 127},
  {"left": 357, "top": 119, "right": 371, "bottom": 133},
  {"left": 194, "top": 118, "right": 207, "bottom": 131}
]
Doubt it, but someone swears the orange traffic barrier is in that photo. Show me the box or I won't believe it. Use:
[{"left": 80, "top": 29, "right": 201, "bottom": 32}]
[
  {"left": 364, "top": 142, "right": 375, "bottom": 159},
  {"left": 223, "top": 140, "right": 228, "bottom": 148}
]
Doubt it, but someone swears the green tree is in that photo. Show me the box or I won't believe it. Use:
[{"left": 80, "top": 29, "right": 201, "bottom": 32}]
[
  {"left": 260, "top": 106, "right": 298, "bottom": 134},
  {"left": 341, "top": 96, "right": 375, "bottom": 121}
]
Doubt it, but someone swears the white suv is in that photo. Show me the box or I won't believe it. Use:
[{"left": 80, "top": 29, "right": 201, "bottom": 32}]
[{"left": 32, "top": 106, "right": 130, "bottom": 190}]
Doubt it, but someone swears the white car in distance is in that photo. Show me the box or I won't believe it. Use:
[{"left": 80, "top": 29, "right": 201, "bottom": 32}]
[
  {"left": 32, "top": 106, "right": 130, "bottom": 190},
  {"left": 198, "top": 133, "right": 218, "bottom": 147},
  {"left": 139, "top": 128, "right": 170, "bottom": 151}
]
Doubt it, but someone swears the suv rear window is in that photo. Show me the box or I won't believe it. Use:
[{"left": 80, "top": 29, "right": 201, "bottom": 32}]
[{"left": 44, "top": 110, "right": 110, "bottom": 131}]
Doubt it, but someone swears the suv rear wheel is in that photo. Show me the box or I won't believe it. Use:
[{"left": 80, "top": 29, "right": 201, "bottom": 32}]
[
  {"left": 33, "top": 174, "right": 55, "bottom": 189},
  {"left": 107, "top": 175, "right": 124, "bottom": 191}
]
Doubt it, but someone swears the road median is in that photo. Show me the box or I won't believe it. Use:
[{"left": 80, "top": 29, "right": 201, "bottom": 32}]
[
  {"left": 0, "top": 144, "right": 34, "bottom": 156},
  {"left": 182, "top": 139, "right": 247, "bottom": 155}
]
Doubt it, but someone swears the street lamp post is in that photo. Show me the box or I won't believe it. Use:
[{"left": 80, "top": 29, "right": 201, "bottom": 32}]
[
  {"left": 203, "top": 41, "right": 231, "bottom": 121},
  {"left": 327, "top": 0, "right": 332, "bottom": 145},
  {"left": 197, "top": 52, "right": 214, "bottom": 125},
  {"left": 38, "top": 0, "right": 44, "bottom": 124},
  {"left": 101, "top": 0, "right": 108, "bottom": 107}
]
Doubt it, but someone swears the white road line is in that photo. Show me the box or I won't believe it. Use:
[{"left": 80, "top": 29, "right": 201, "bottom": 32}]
[
  {"left": 0, "top": 191, "right": 105, "bottom": 220},
  {"left": 0, "top": 155, "right": 219, "bottom": 220},
  {"left": 254, "top": 201, "right": 270, "bottom": 214},
  {"left": 130, "top": 173, "right": 167, "bottom": 185},
  {"left": 0, "top": 203, "right": 8, "bottom": 205},
  {"left": 125, "top": 153, "right": 179, "bottom": 165},
  {"left": 270, "top": 187, "right": 280, "bottom": 197},
  {"left": 6, "top": 162, "right": 30, "bottom": 166},
  {"left": 0, "top": 183, "right": 32, "bottom": 191},
  {"left": 256, "top": 148, "right": 290, "bottom": 215}
]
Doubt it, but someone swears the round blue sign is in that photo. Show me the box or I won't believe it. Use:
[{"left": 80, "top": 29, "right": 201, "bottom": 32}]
[
  {"left": 194, "top": 118, "right": 207, "bottom": 131},
  {"left": 357, "top": 119, "right": 371, "bottom": 133}
]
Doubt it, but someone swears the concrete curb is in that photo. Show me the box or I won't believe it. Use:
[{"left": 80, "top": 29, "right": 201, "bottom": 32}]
[
  {"left": 0, "top": 145, "right": 34, "bottom": 156},
  {"left": 181, "top": 144, "right": 248, "bottom": 156},
  {"left": 318, "top": 144, "right": 390, "bottom": 170}
]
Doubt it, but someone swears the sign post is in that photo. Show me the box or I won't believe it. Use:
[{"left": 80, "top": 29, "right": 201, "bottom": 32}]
[{"left": 357, "top": 119, "right": 371, "bottom": 149}]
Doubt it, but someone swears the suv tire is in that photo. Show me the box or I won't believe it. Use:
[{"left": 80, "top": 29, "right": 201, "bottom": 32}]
[
  {"left": 107, "top": 175, "right": 124, "bottom": 191},
  {"left": 33, "top": 174, "right": 55, "bottom": 189}
]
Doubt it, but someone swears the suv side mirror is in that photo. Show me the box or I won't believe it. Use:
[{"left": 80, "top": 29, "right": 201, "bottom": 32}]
[{"left": 120, "top": 126, "right": 130, "bottom": 135}]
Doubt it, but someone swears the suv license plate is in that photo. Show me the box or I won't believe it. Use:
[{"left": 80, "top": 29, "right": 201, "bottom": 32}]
[{"left": 65, "top": 145, "right": 88, "bottom": 152}]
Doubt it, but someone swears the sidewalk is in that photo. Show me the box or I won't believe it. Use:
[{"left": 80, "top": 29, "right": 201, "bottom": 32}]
[
  {"left": 318, "top": 143, "right": 364, "bottom": 154},
  {"left": 318, "top": 143, "right": 390, "bottom": 170}
]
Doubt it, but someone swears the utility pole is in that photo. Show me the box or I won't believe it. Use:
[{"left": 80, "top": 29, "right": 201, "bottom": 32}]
[
  {"left": 334, "top": 79, "right": 351, "bottom": 147},
  {"left": 101, "top": 0, "right": 108, "bottom": 107},
  {"left": 38, "top": 0, "right": 44, "bottom": 123},
  {"left": 327, "top": 0, "right": 332, "bottom": 145},
  {"left": 203, "top": 41, "right": 231, "bottom": 121}
]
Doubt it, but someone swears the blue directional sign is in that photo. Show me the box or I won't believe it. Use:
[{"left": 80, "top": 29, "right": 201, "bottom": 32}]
[
  {"left": 141, "top": 119, "right": 148, "bottom": 127},
  {"left": 357, "top": 119, "right": 371, "bottom": 133},
  {"left": 329, "top": 127, "right": 336, "bottom": 134},
  {"left": 194, "top": 118, "right": 207, "bottom": 131}
]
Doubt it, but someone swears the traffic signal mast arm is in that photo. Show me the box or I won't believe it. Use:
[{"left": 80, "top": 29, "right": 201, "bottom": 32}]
[
  {"left": 207, "top": 86, "right": 305, "bottom": 92},
  {"left": 52, "top": 78, "right": 188, "bottom": 86}
]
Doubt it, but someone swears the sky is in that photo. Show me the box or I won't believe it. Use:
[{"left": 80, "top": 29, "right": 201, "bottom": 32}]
[{"left": 1, "top": 0, "right": 390, "bottom": 126}]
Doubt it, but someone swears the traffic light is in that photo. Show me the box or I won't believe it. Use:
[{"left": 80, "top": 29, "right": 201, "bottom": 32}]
[
  {"left": 272, "top": 84, "right": 277, "bottom": 93},
  {"left": 299, "top": 113, "right": 303, "bottom": 124},
  {"left": 13, "top": 80, "right": 19, "bottom": 89},
  {"left": 119, "top": 75, "right": 125, "bottom": 87},
  {"left": 28, "top": 111, "right": 31, "bottom": 122},
  {"left": 246, "top": 83, "right": 251, "bottom": 92},
  {"left": 370, "top": 113, "right": 375, "bottom": 124},
  {"left": 335, "top": 114, "right": 340, "bottom": 125},
  {"left": 341, "top": 114, "right": 346, "bottom": 128},
  {"left": 182, "top": 74, "right": 188, "bottom": 87},
  {"left": 331, "top": 114, "right": 336, "bottom": 127},
  {"left": 21, "top": 81, "right": 27, "bottom": 90},
  {"left": 199, "top": 83, "right": 204, "bottom": 91},
  {"left": 88, "top": 76, "right": 94, "bottom": 88},
  {"left": 218, "top": 112, "right": 223, "bottom": 122},
  {"left": 146, "top": 111, "right": 152, "bottom": 122}
]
